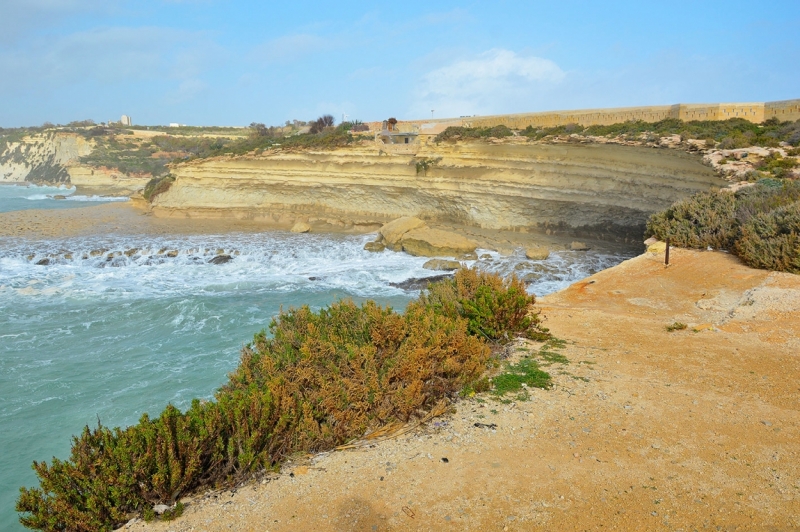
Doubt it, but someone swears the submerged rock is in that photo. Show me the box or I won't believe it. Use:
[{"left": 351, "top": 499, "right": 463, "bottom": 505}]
[
  {"left": 35, "top": 258, "right": 50, "bottom": 266},
  {"left": 208, "top": 255, "right": 232, "bottom": 265},
  {"left": 389, "top": 274, "right": 453, "bottom": 290}
]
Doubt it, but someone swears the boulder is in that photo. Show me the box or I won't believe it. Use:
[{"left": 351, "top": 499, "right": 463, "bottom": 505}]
[
  {"left": 423, "top": 259, "right": 462, "bottom": 271},
  {"left": 460, "top": 251, "right": 479, "bottom": 261},
  {"left": 291, "top": 221, "right": 311, "bottom": 233},
  {"left": 53, "top": 195, "right": 66, "bottom": 200},
  {"left": 400, "top": 228, "right": 478, "bottom": 257},
  {"left": 570, "top": 241, "right": 590, "bottom": 251},
  {"left": 525, "top": 246, "right": 550, "bottom": 260},
  {"left": 363, "top": 241, "right": 385, "bottom": 252},
  {"left": 647, "top": 241, "right": 667, "bottom": 253},
  {"left": 379, "top": 217, "right": 426, "bottom": 247}
]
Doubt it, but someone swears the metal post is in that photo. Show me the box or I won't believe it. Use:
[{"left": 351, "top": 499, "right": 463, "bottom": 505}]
[{"left": 665, "top": 238, "right": 670, "bottom": 265}]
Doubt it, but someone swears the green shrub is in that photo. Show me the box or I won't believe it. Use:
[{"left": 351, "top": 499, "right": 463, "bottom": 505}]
[
  {"left": 142, "top": 175, "right": 176, "bottom": 202},
  {"left": 645, "top": 190, "right": 738, "bottom": 249},
  {"left": 17, "top": 269, "right": 546, "bottom": 531},
  {"left": 646, "top": 180, "right": 800, "bottom": 272}
]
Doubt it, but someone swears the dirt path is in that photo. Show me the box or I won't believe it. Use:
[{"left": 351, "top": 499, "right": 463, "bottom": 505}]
[{"left": 121, "top": 248, "right": 799, "bottom": 531}]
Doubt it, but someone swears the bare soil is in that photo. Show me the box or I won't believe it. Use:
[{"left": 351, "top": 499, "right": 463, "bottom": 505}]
[{"left": 118, "top": 248, "right": 799, "bottom": 531}]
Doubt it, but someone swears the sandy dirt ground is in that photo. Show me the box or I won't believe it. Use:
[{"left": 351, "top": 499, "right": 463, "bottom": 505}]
[{"left": 115, "top": 247, "right": 799, "bottom": 532}]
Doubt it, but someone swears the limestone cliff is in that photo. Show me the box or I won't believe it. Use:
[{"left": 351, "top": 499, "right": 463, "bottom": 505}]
[
  {"left": 0, "top": 132, "right": 93, "bottom": 185},
  {"left": 153, "top": 140, "right": 724, "bottom": 240}
]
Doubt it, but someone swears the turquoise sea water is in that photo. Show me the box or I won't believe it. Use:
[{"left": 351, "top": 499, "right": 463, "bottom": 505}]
[
  {"left": 0, "top": 184, "right": 634, "bottom": 531},
  {"left": 0, "top": 183, "right": 130, "bottom": 213}
]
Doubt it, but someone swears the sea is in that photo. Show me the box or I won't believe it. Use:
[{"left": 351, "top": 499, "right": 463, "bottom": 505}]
[{"left": 0, "top": 183, "right": 635, "bottom": 530}]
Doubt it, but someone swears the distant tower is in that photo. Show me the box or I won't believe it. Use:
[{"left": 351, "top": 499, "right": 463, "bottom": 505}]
[{"left": 120, "top": 115, "right": 132, "bottom": 126}]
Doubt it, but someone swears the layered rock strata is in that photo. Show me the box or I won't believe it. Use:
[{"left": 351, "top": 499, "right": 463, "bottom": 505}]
[{"left": 153, "top": 141, "right": 724, "bottom": 240}]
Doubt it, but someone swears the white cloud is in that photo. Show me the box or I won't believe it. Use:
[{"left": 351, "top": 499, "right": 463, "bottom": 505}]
[{"left": 411, "top": 49, "right": 566, "bottom": 118}]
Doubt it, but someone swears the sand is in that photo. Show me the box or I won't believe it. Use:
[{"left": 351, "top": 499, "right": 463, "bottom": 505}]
[{"left": 114, "top": 247, "right": 800, "bottom": 531}]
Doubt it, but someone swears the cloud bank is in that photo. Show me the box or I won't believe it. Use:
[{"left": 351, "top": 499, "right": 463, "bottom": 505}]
[{"left": 412, "top": 49, "right": 566, "bottom": 118}]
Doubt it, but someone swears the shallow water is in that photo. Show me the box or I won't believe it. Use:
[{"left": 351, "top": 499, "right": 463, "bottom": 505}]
[
  {"left": 0, "top": 198, "right": 635, "bottom": 531},
  {"left": 0, "top": 183, "right": 129, "bottom": 213}
]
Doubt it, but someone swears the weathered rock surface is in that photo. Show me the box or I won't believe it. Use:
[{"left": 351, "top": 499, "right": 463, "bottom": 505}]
[
  {"left": 422, "top": 259, "right": 462, "bottom": 271},
  {"left": 290, "top": 221, "right": 311, "bottom": 233},
  {"left": 525, "top": 246, "right": 550, "bottom": 260},
  {"left": 571, "top": 241, "right": 590, "bottom": 251},
  {"left": 400, "top": 227, "right": 478, "bottom": 257}
]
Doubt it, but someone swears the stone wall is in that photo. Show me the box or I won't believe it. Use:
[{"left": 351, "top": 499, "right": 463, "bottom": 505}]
[{"left": 367, "top": 99, "right": 800, "bottom": 134}]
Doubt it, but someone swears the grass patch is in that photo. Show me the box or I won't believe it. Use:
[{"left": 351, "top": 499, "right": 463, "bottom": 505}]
[
  {"left": 491, "top": 358, "right": 552, "bottom": 398},
  {"left": 434, "top": 125, "right": 514, "bottom": 142},
  {"left": 16, "top": 269, "right": 550, "bottom": 532}
]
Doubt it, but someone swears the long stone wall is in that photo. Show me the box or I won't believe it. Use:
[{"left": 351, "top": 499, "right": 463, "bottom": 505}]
[{"left": 367, "top": 99, "right": 800, "bottom": 134}]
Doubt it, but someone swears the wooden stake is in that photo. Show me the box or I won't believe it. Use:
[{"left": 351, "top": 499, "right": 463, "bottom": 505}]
[{"left": 665, "top": 238, "right": 670, "bottom": 265}]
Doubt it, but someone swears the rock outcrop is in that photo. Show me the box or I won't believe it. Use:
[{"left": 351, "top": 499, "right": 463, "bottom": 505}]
[{"left": 152, "top": 141, "right": 724, "bottom": 241}]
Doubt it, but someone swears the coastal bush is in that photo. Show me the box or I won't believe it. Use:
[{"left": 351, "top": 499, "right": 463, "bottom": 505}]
[
  {"left": 143, "top": 175, "right": 176, "bottom": 202},
  {"left": 17, "top": 269, "right": 548, "bottom": 531},
  {"left": 646, "top": 180, "right": 800, "bottom": 273}
]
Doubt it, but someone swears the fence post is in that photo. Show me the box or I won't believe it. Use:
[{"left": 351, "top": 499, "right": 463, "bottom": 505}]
[{"left": 665, "top": 238, "right": 670, "bottom": 265}]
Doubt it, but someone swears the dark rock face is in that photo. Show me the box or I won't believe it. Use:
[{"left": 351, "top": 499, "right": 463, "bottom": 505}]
[
  {"left": 389, "top": 274, "right": 453, "bottom": 290},
  {"left": 208, "top": 254, "right": 233, "bottom": 265},
  {"left": 35, "top": 258, "right": 50, "bottom": 266}
]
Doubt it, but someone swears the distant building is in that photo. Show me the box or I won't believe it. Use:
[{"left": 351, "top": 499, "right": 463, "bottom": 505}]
[
  {"left": 169, "top": 123, "right": 187, "bottom": 128},
  {"left": 120, "top": 115, "right": 132, "bottom": 126},
  {"left": 378, "top": 117, "right": 418, "bottom": 144}
]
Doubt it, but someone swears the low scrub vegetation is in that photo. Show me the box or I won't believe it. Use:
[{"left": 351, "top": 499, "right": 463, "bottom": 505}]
[
  {"left": 434, "top": 125, "right": 514, "bottom": 142},
  {"left": 647, "top": 180, "right": 800, "bottom": 273},
  {"left": 16, "top": 269, "right": 549, "bottom": 531},
  {"left": 522, "top": 117, "right": 800, "bottom": 148}
]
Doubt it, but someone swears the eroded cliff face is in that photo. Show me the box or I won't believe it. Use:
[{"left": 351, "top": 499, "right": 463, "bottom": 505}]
[
  {"left": 154, "top": 140, "right": 724, "bottom": 240},
  {"left": 0, "top": 132, "right": 93, "bottom": 185}
]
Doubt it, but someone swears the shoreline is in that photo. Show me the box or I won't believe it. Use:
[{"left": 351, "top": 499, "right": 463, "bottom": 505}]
[
  {"left": 120, "top": 247, "right": 800, "bottom": 531},
  {"left": 0, "top": 201, "right": 640, "bottom": 257}
]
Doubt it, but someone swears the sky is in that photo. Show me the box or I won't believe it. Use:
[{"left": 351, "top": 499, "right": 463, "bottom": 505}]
[{"left": 0, "top": 0, "right": 798, "bottom": 128}]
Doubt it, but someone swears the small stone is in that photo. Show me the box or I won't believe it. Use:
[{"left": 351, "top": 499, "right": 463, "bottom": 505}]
[
  {"left": 291, "top": 221, "right": 311, "bottom": 233},
  {"left": 761, "top": 420, "right": 772, "bottom": 426},
  {"left": 166, "top": 250, "right": 179, "bottom": 258},
  {"left": 153, "top": 504, "right": 170, "bottom": 515},
  {"left": 53, "top": 194, "right": 66, "bottom": 200}
]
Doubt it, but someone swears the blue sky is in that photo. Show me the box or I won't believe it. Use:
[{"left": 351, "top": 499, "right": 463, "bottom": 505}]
[{"left": 1, "top": 0, "right": 798, "bottom": 127}]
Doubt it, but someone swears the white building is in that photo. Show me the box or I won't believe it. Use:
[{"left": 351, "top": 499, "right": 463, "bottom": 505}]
[{"left": 120, "top": 115, "right": 132, "bottom": 126}]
